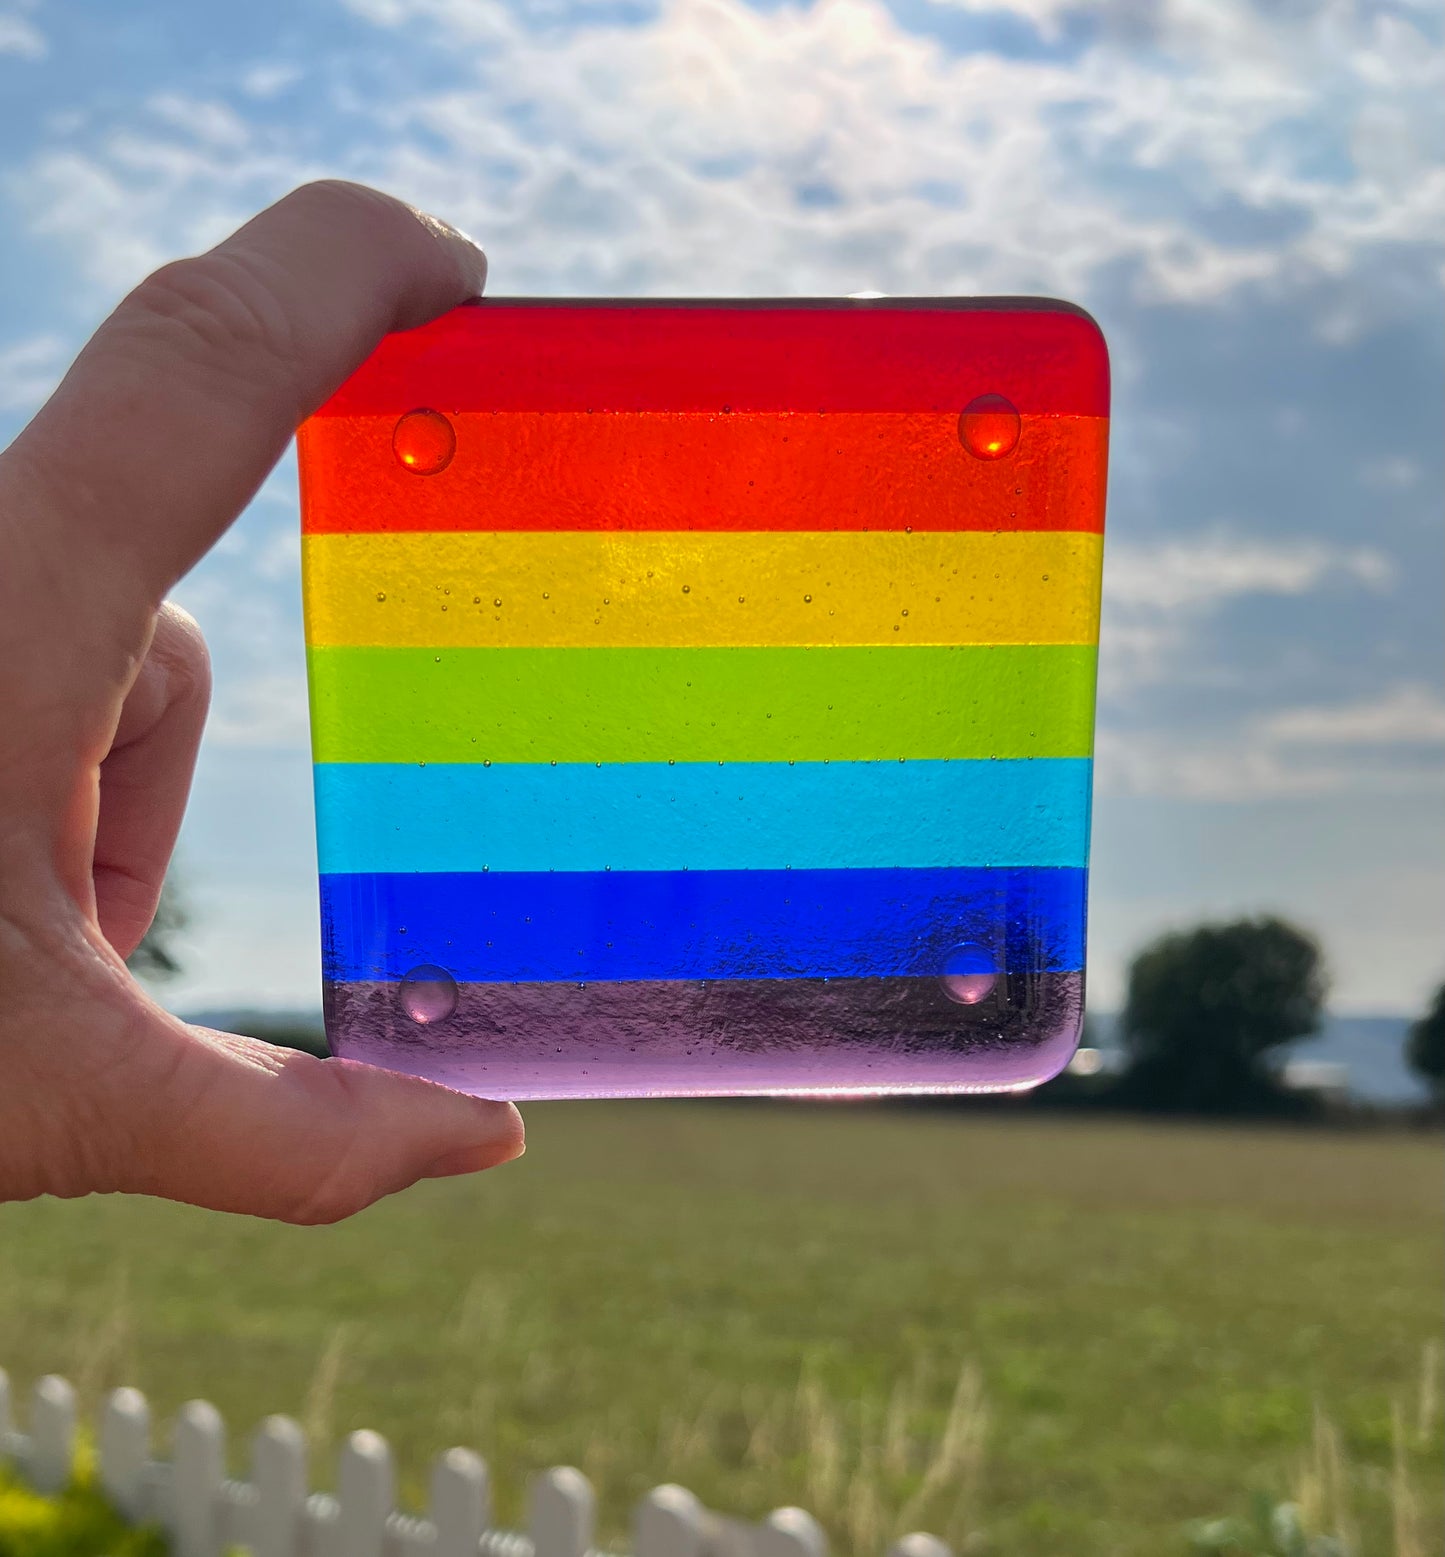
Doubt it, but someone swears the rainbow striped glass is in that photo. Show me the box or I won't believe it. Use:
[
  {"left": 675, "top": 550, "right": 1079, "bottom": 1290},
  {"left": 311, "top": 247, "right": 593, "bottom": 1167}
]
[{"left": 298, "top": 300, "right": 1109, "bottom": 1098}]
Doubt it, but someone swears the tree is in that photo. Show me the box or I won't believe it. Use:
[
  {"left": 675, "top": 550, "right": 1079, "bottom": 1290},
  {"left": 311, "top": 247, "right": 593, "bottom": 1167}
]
[
  {"left": 1406, "top": 982, "right": 1445, "bottom": 1102},
  {"left": 1117, "top": 915, "right": 1327, "bottom": 1114},
  {"left": 124, "top": 878, "right": 188, "bottom": 984}
]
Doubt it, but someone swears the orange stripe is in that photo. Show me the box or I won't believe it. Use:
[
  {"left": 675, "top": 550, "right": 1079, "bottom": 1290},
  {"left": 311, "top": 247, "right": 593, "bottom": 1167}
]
[{"left": 298, "top": 411, "right": 1107, "bottom": 535}]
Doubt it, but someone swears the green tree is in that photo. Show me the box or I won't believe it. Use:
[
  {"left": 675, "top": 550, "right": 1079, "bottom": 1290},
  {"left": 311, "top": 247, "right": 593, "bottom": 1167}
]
[
  {"left": 1117, "top": 915, "right": 1327, "bottom": 1114},
  {"left": 124, "top": 877, "right": 188, "bottom": 984},
  {"left": 1405, "top": 981, "right": 1445, "bottom": 1101}
]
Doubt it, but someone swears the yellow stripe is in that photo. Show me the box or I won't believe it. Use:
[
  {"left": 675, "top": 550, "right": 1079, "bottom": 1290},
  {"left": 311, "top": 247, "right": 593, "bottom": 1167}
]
[{"left": 303, "top": 531, "right": 1101, "bottom": 648}]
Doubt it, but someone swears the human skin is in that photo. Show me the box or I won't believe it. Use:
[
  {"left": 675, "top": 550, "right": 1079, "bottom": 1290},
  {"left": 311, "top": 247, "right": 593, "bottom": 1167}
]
[{"left": 0, "top": 182, "right": 525, "bottom": 1222}]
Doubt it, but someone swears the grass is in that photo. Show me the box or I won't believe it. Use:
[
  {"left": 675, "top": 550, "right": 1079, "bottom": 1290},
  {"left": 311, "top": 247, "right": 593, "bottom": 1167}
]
[{"left": 0, "top": 1105, "right": 1439, "bottom": 1556}]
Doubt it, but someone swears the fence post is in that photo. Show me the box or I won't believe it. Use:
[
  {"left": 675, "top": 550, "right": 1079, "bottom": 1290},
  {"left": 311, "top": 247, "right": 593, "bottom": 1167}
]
[
  {"left": 698, "top": 1513, "right": 754, "bottom": 1557},
  {"left": 889, "top": 1535, "right": 953, "bottom": 1557},
  {"left": 99, "top": 1387, "right": 151, "bottom": 1521},
  {"left": 172, "top": 1398, "right": 226, "bottom": 1557},
  {"left": 431, "top": 1446, "right": 489, "bottom": 1557},
  {"left": 252, "top": 1414, "right": 308, "bottom": 1557},
  {"left": 757, "top": 1508, "right": 828, "bottom": 1557},
  {"left": 636, "top": 1484, "right": 705, "bottom": 1557},
  {"left": 0, "top": 1369, "right": 29, "bottom": 1471},
  {"left": 337, "top": 1429, "right": 395, "bottom": 1557},
  {"left": 29, "top": 1375, "right": 77, "bottom": 1495},
  {"left": 530, "top": 1466, "right": 595, "bottom": 1557}
]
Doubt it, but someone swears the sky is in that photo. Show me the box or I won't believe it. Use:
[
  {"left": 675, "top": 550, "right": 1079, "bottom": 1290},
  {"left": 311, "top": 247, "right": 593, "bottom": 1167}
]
[{"left": 0, "top": 0, "right": 1441, "bottom": 1016}]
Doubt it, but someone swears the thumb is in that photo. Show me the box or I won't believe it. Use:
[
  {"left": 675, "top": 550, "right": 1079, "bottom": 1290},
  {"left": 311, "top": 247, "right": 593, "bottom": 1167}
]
[{"left": 120, "top": 1018, "right": 524, "bottom": 1222}]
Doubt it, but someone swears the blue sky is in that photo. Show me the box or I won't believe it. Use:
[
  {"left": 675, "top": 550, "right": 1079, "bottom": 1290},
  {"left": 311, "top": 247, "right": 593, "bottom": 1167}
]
[{"left": 1, "top": 0, "right": 1441, "bottom": 1015}]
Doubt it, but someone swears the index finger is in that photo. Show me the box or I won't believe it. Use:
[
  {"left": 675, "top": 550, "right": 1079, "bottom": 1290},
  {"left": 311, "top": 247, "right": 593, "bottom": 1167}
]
[{"left": 5, "top": 180, "right": 487, "bottom": 600}]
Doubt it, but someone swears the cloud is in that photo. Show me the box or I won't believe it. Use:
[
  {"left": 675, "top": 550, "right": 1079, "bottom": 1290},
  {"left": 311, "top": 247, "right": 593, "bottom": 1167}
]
[
  {"left": 6, "top": 0, "right": 1440, "bottom": 317},
  {"left": 1357, "top": 454, "right": 1424, "bottom": 492},
  {"left": 924, "top": 0, "right": 1080, "bottom": 39},
  {"left": 1096, "top": 729, "right": 1344, "bottom": 802},
  {"left": 0, "top": 6, "right": 45, "bottom": 60},
  {"left": 0, "top": 332, "right": 66, "bottom": 412},
  {"left": 1264, "top": 684, "right": 1445, "bottom": 747},
  {"left": 1103, "top": 534, "right": 1393, "bottom": 613},
  {"left": 172, "top": 499, "right": 310, "bottom": 753},
  {"left": 1098, "top": 532, "right": 1395, "bottom": 696},
  {"left": 147, "top": 93, "right": 251, "bottom": 149},
  {"left": 240, "top": 62, "right": 305, "bottom": 99},
  {"left": 203, "top": 670, "right": 311, "bottom": 750},
  {"left": 3, "top": 0, "right": 1436, "bottom": 829},
  {"left": 1094, "top": 725, "right": 1445, "bottom": 803},
  {"left": 1096, "top": 670, "right": 1445, "bottom": 802},
  {"left": 343, "top": 0, "right": 1440, "bottom": 306}
]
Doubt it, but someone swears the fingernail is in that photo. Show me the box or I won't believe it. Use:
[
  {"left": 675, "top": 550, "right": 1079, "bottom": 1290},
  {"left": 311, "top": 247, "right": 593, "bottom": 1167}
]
[
  {"left": 413, "top": 207, "right": 488, "bottom": 295},
  {"left": 423, "top": 1135, "right": 524, "bottom": 1179}
]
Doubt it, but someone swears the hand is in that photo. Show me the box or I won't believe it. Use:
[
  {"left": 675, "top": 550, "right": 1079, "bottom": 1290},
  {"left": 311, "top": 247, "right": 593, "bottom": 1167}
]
[{"left": 0, "top": 182, "right": 524, "bottom": 1221}]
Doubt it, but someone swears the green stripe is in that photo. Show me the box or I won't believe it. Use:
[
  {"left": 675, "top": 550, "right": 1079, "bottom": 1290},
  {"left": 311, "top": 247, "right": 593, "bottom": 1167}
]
[{"left": 307, "top": 644, "right": 1097, "bottom": 764}]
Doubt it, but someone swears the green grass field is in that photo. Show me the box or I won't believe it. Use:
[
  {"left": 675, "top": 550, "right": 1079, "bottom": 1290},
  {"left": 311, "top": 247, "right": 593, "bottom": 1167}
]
[{"left": 0, "top": 1106, "right": 1439, "bottom": 1555}]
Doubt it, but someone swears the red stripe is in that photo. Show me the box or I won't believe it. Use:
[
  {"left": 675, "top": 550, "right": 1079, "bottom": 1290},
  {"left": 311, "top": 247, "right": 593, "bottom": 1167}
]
[{"left": 315, "top": 299, "right": 1110, "bottom": 418}]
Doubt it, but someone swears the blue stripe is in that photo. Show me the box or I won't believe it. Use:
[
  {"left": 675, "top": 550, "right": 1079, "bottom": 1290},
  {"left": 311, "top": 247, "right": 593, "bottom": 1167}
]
[
  {"left": 314, "top": 759, "right": 1091, "bottom": 874},
  {"left": 319, "top": 866, "right": 1086, "bottom": 982}
]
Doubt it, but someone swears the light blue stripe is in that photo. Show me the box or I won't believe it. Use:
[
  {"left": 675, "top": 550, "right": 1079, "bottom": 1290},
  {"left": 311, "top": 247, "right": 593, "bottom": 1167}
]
[{"left": 314, "top": 759, "right": 1091, "bottom": 874}]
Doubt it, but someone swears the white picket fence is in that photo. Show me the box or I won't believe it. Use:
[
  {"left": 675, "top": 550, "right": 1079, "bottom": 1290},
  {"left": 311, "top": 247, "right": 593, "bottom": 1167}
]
[{"left": 0, "top": 1368, "right": 952, "bottom": 1557}]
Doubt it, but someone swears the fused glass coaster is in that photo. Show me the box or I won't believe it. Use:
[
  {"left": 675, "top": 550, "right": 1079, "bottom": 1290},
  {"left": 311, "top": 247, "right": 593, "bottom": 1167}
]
[{"left": 297, "top": 299, "right": 1109, "bottom": 1099}]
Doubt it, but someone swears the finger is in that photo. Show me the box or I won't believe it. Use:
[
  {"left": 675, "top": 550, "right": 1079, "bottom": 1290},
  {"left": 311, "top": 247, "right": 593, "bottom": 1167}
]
[
  {"left": 116, "top": 1017, "right": 524, "bottom": 1222},
  {"left": 92, "top": 603, "right": 211, "bottom": 959},
  {"left": 4, "top": 180, "right": 486, "bottom": 608}
]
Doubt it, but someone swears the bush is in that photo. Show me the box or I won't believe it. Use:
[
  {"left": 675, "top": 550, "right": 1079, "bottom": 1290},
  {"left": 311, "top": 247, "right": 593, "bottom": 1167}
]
[
  {"left": 0, "top": 1461, "right": 166, "bottom": 1557},
  {"left": 1405, "top": 982, "right": 1445, "bottom": 1102},
  {"left": 1116, "top": 916, "right": 1327, "bottom": 1114}
]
